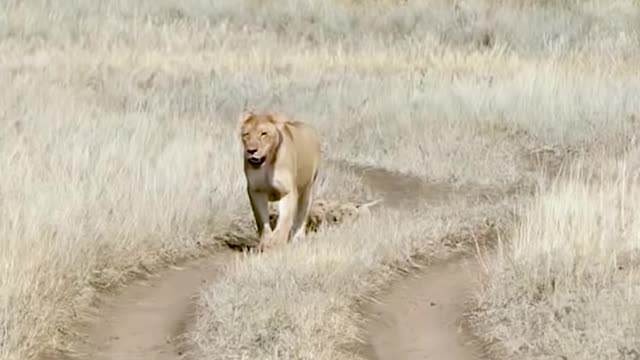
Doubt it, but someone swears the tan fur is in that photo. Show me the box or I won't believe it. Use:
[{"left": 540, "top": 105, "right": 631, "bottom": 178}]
[{"left": 238, "top": 111, "right": 321, "bottom": 251}]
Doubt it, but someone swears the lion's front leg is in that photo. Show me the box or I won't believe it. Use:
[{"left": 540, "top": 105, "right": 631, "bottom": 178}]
[
  {"left": 259, "top": 189, "right": 297, "bottom": 251},
  {"left": 291, "top": 185, "right": 313, "bottom": 243},
  {"left": 248, "top": 189, "right": 272, "bottom": 242}
]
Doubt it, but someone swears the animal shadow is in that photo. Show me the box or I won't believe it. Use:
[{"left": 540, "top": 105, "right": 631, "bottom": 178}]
[{"left": 218, "top": 199, "right": 382, "bottom": 252}]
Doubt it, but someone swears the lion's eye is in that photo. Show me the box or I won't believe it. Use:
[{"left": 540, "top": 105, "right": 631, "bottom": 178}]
[{"left": 260, "top": 132, "right": 268, "bottom": 136}]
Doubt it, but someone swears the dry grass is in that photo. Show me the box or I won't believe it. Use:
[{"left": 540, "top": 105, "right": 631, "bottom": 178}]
[
  {"left": 190, "top": 197, "right": 515, "bottom": 360},
  {"left": 186, "top": 1, "right": 639, "bottom": 360},
  {"left": 1, "top": 0, "right": 639, "bottom": 359},
  {"left": 471, "top": 154, "right": 640, "bottom": 359}
]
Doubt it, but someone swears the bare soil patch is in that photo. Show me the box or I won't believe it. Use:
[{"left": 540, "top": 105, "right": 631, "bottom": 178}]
[
  {"left": 71, "top": 251, "right": 230, "bottom": 360},
  {"left": 360, "top": 257, "right": 487, "bottom": 360}
]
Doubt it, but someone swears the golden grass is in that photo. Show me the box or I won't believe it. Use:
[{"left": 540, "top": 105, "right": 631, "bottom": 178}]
[
  {"left": 471, "top": 156, "right": 640, "bottom": 359},
  {"left": 1, "top": 0, "right": 639, "bottom": 359},
  {"left": 189, "top": 198, "right": 515, "bottom": 360}
]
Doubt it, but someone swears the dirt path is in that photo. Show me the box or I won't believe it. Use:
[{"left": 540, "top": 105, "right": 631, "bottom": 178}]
[
  {"left": 359, "top": 257, "right": 487, "bottom": 360},
  {"left": 77, "top": 251, "right": 233, "bottom": 360},
  {"left": 338, "top": 160, "right": 492, "bottom": 360},
  {"left": 74, "top": 160, "right": 500, "bottom": 360}
]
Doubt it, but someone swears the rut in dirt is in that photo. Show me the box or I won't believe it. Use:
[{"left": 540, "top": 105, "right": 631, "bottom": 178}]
[
  {"left": 71, "top": 159, "right": 513, "bottom": 360},
  {"left": 75, "top": 254, "right": 231, "bottom": 360},
  {"left": 335, "top": 160, "right": 500, "bottom": 360},
  {"left": 360, "top": 259, "right": 487, "bottom": 360}
]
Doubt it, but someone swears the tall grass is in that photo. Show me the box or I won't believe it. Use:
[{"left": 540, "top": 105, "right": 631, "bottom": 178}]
[
  {"left": 1, "top": 0, "right": 639, "bottom": 359},
  {"left": 472, "top": 156, "right": 640, "bottom": 359},
  {"left": 0, "top": 72, "right": 245, "bottom": 359}
]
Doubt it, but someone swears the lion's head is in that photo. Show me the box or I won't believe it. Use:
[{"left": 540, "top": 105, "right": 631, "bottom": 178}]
[{"left": 238, "top": 111, "right": 284, "bottom": 168}]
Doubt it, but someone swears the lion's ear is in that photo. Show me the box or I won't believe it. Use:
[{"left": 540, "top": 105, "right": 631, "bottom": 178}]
[
  {"left": 237, "top": 110, "right": 254, "bottom": 126},
  {"left": 268, "top": 114, "right": 289, "bottom": 130}
]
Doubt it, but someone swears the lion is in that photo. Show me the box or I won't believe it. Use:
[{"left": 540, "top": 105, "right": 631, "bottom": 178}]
[{"left": 238, "top": 110, "right": 322, "bottom": 251}]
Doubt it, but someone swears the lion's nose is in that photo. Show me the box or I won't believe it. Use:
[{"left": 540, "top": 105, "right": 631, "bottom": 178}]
[{"left": 247, "top": 148, "right": 257, "bottom": 155}]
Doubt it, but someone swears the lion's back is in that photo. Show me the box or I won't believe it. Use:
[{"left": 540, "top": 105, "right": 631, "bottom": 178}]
[{"left": 286, "top": 121, "right": 321, "bottom": 188}]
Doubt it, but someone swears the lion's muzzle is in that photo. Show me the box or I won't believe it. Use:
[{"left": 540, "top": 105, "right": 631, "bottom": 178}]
[{"left": 247, "top": 156, "right": 266, "bottom": 167}]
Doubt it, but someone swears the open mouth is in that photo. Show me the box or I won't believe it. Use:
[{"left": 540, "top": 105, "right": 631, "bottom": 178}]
[{"left": 247, "top": 156, "right": 266, "bottom": 167}]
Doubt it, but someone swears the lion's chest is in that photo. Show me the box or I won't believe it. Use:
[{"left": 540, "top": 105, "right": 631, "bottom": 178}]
[{"left": 245, "top": 166, "right": 285, "bottom": 201}]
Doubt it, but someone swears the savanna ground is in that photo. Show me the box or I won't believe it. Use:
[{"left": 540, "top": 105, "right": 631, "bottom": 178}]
[{"left": 1, "top": 0, "right": 640, "bottom": 359}]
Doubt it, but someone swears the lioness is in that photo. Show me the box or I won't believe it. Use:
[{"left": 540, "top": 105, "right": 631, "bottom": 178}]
[{"left": 238, "top": 111, "right": 321, "bottom": 251}]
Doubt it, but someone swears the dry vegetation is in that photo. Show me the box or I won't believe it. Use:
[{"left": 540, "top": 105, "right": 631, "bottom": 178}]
[
  {"left": 471, "top": 156, "right": 640, "bottom": 360},
  {"left": 0, "top": 0, "right": 639, "bottom": 359}
]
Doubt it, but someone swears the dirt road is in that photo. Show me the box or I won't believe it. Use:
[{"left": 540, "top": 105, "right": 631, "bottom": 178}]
[
  {"left": 78, "top": 253, "right": 232, "bottom": 360},
  {"left": 343, "top": 161, "right": 491, "bottom": 360},
  {"left": 359, "top": 258, "right": 486, "bottom": 360},
  {"left": 75, "top": 160, "right": 495, "bottom": 360}
]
